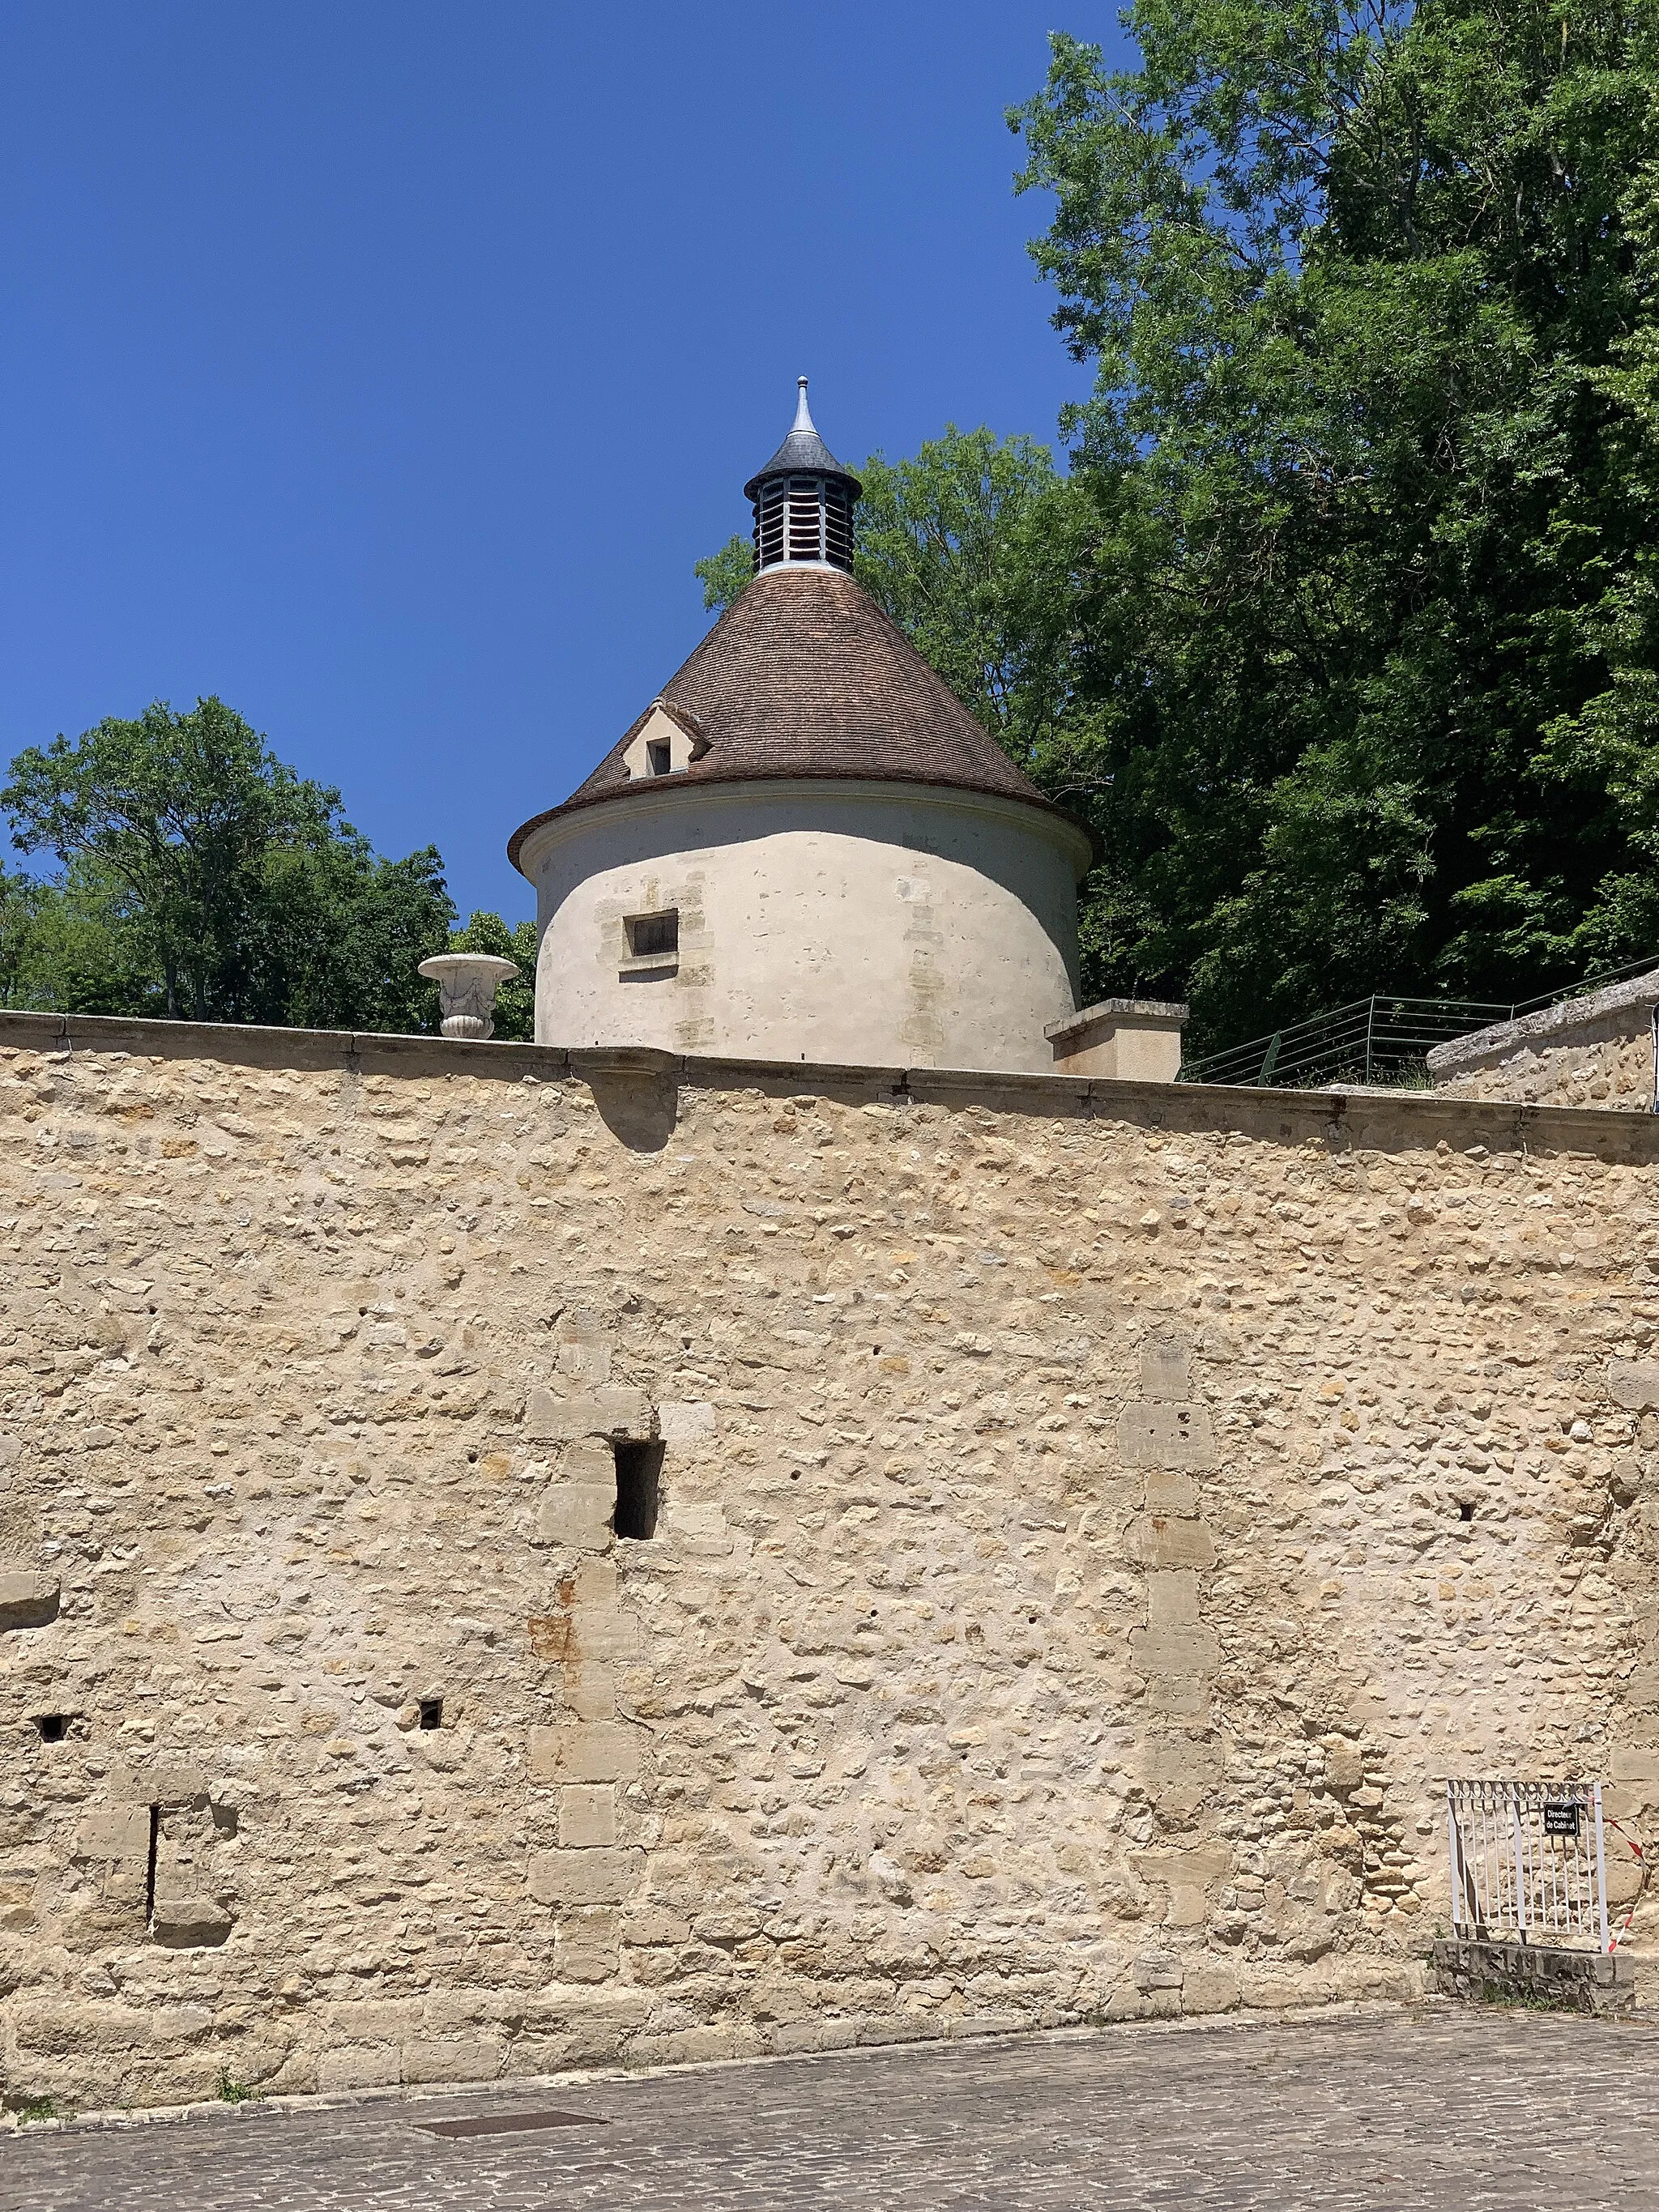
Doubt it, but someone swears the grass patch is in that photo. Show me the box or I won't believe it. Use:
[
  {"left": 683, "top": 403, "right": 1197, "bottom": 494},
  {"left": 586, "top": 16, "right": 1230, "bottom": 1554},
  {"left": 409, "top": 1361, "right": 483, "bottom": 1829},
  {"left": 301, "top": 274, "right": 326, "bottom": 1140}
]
[{"left": 215, "top": 2067, "right": 256, "bottom": 2105}]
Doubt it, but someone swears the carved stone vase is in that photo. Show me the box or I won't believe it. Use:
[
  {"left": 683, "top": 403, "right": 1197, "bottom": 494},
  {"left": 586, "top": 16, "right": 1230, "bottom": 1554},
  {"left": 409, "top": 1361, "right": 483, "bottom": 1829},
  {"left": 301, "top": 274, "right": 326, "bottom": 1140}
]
[{"left": 417, "top": 953, "right": 522, "bottom": 1041}]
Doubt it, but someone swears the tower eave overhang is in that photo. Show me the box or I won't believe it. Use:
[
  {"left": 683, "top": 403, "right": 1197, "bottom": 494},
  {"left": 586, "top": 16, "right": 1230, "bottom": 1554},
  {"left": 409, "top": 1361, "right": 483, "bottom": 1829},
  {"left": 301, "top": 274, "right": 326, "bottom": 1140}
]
[
  {"left": 742, "top": 453, "right": 864, "bottom": 503},
  {"left": 508, "top": 766, "right": 1099, "bottom": 878}
]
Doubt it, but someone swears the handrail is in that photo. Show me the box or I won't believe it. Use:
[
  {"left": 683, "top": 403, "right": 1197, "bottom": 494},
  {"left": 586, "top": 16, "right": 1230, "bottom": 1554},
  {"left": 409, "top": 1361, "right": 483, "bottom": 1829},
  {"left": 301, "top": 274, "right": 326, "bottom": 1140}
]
[{"left": 1179, "top": 955, "right": 1659, "bottom": 1088}]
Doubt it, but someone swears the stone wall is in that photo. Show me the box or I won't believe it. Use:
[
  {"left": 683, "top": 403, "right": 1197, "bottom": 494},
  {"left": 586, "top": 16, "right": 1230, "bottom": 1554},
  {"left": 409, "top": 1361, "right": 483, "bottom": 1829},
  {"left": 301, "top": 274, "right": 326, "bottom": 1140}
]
[
  {"left": 4, "top": 1012, "right": 1659, "bottom": 2112},
  {"left": 1428, "top": 970, "right": 1659, "bottom": 1110}
]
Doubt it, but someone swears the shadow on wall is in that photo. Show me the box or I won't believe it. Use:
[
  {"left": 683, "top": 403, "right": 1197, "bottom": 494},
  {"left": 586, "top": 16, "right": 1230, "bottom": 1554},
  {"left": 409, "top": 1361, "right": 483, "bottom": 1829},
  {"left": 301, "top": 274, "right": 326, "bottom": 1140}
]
[{"left": 587, "top": 1070, "right": 678, "bottom": 1153}]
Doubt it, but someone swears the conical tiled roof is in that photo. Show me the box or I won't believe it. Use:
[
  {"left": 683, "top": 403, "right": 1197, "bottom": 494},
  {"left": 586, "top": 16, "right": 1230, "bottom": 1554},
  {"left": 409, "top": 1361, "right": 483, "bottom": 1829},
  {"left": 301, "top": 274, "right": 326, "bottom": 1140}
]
[{"left": 508, "top": 565, "right": 1090, "bottom": 868}]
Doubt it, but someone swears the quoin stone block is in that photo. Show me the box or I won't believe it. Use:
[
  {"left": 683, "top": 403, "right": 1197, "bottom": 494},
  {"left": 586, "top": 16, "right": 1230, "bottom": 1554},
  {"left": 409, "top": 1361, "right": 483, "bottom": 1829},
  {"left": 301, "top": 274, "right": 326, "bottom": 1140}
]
[
  {"left": 560, "top": 1784, "right": 617, "bottom": 1848},
  {"left": 1116, "top": 1401, "right": 1218, "bottom": 1471},
  {"left": 75, "top": 1807, "right": 151, "bottom": 1861},
  {"left": 528, "top": 1722, "right": 643, "bottom": 1784},
  {"left": 536, "top": 1484, "right": 615, "bottom": 1551},
  {"left": 0, "top": 1570, "right": 61, "bottom": 1630},
  {"left": 527, "top": 1847, "right": 638, "bottom": 1907}
]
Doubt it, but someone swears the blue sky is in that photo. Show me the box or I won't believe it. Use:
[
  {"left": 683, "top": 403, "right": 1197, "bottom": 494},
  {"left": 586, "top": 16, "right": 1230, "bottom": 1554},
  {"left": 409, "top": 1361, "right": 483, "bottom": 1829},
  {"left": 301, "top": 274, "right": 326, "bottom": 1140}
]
[{"left": 0, "top": 4, "right": 1117, "bottom": 923}]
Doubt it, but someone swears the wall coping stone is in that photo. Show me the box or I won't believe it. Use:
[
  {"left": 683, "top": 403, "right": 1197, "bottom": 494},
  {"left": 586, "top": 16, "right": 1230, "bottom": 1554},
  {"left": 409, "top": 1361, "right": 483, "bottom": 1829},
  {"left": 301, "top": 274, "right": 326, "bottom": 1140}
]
[
  {"left": 2, "top": 1006, "right": 1657, "bottom": 1161},
  {"left": 1044, "top": 997, "right": 1190, "bottom": 1046},
  {"left": 1426, "top": 966, "right": 1659, "bottom": 1081}
]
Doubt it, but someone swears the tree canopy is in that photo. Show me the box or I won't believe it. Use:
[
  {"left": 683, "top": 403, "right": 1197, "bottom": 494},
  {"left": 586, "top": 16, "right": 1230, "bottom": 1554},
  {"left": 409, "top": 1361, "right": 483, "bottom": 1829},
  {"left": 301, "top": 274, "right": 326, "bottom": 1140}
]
[
  {"left": 0, "top": 697, "right": 481, "bottom": 1034},
  {"left": 701, "top": 0, "right": 1659, "bottom": 1051},
  {"left": 1018, "top": 0, "right": 1659, "bottom": 1044}
]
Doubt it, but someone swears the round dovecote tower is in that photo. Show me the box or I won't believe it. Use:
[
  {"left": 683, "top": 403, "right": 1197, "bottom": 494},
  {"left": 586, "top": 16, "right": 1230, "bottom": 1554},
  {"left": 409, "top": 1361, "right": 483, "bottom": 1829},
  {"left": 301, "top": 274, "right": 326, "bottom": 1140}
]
[{"left": 509, "top": 382, "right": 1094, "bottom": 1073}]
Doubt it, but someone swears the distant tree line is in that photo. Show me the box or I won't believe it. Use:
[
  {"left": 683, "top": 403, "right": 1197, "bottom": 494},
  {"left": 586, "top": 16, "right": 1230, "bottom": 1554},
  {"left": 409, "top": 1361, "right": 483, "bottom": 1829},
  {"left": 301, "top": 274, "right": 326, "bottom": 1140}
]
[
  {"left": 702, "top": 0, "right": 1659, "bottom": 1053},
  {"left": 0, "top": 697, "right": 535, "bottom": 1038}
]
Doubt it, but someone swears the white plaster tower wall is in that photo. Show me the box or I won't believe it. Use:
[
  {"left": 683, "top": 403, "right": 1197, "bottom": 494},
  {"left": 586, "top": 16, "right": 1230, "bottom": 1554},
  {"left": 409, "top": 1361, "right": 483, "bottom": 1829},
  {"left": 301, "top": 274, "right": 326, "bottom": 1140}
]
[
  {"left": 519, "top": 779, "right": 1089, "bottom": 1072},
  {"left": 509, "top": 383, "right": 1097, "bottom": 1075}
]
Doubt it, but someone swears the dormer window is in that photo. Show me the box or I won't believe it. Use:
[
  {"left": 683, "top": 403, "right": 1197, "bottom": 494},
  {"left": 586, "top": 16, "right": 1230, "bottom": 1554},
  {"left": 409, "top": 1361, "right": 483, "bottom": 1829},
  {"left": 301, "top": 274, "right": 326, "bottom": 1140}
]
[{"left": 624, "top": 703, "right": 706, "bottom": 780}]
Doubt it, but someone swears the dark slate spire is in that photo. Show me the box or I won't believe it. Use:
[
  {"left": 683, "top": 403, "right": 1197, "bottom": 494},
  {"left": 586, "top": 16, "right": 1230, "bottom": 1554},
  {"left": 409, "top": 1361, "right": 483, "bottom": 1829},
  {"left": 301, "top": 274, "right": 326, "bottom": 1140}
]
[
  {"left": 744, "top": 377, "right": 857, "bottom": 489},
  {"left": 741, "top": 377, "right": 861, "bottom": 574}
]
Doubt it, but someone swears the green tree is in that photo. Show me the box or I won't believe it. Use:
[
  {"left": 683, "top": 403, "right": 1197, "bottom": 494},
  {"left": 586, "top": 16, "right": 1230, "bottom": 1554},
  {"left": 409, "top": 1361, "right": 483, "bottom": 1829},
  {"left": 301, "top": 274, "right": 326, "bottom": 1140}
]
[
  {"left": 2, "top": 697, "right": 456, "bottom": 1029},
  {"left": 254, "top": 840, "right": 455, "bottom": 1034},
  {"left": 4, "top": 697, "right": 339, "bottom": 1019},
  {"left": 696, "top": 536, "right": 756, "bottom": 614},
  {"left": 854, "top": 430, "right": 1086, "bottom": 767},
  {"left": 1012, "top": 0, "right": 1659, "bottom": 1043},
  {"left": 0, "top": 867, "right": 54, "bottom": 1009},
  {"left": 0, "top": 859, "right": 162, "bottom": 1015}
]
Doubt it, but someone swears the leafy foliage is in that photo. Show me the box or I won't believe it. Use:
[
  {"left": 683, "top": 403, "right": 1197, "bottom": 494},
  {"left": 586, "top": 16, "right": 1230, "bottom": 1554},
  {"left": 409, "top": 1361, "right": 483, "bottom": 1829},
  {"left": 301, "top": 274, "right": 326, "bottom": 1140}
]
[
  {"left": 0, "top": 859, "right": 157, "bottom": 1016},
  {"left": 695, "top": 536, "right": 757, "bottom": 614},
  {"left": 2, "top": 697, "right": 457, "bottom": 1030},
  {"left": 1016, "top": 0, "right": 1659, "bottom": 1043},
  {"left": 258, "top": 840, "right": 455, "bottom": 1035},
  {"left": 854, "top": 430, "right": 1085, "bottom": 762}
]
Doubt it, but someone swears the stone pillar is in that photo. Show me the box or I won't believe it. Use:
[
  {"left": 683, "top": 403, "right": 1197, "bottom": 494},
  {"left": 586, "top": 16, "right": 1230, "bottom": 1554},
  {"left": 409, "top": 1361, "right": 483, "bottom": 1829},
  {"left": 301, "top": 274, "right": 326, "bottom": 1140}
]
[
  {"left": 1119, "top": 1332, "right": 1238, "bottom": 2015},
  {"left": 1046, "top": 999, "right": 1188, "bottom": 1081}
]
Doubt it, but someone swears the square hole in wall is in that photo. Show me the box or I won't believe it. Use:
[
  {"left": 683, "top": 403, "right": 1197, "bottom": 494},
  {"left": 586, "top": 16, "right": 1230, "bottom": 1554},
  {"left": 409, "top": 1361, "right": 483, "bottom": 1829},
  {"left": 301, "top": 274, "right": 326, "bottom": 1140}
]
[
  {"left": 625, "top": 910, "right": 679, "bottom": 961},
  {"left": 418, "top": 1698, "right": 444, "bottom": 1730},
  {"left": 613, "top": 1440, "right": 663, "bottom": 1541},
  {"left": 35, "top": 1714, "right": 68, "bottom": 1744}
]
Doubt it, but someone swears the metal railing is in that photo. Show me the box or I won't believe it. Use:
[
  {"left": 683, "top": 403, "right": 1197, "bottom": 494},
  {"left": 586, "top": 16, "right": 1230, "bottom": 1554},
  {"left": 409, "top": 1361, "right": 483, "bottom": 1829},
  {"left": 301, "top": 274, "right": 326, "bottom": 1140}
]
[
  {"left": 1446, "top": 1779, "right": 1610, "bottom": 1950},
  {"left": 1180, "top": 952, "right": 1659, "bottom": 1089},
  {"left": 1180, "top": 993, "right": 1509, "bottom": 1088}
]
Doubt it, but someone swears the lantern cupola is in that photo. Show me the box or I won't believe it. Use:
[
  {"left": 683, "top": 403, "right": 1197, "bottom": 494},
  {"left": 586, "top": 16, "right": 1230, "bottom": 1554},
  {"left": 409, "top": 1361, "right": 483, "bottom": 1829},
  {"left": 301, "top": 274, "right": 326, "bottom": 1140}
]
[{"left": 741, "top": 377, "right": 861, "bottom": 575}]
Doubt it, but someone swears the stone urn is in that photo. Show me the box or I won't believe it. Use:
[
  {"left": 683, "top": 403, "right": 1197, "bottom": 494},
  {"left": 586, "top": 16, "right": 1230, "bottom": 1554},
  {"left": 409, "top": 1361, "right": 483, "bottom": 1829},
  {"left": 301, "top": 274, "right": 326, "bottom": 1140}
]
[{"left": 418, "top": 953, "right": 521, "bottom": 1041}]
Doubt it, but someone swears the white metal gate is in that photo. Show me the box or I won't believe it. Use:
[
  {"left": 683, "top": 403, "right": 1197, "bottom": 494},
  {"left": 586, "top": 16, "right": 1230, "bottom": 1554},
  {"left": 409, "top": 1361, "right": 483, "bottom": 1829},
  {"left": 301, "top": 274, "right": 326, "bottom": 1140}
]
[{"left": 1445, "top": 1779, "right": 1610, "bottom": 1949}]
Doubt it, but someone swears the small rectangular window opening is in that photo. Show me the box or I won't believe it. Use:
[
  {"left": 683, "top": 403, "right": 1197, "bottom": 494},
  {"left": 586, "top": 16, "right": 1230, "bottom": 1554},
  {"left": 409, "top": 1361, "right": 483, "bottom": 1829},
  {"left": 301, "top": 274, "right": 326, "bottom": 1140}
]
[
  {"left": 144, "top": 1804, "right": 160, "bottom": 1930},
  {"left": 36, "top": 1714, "right": 67, "bottom": 1744},
  {"left": 612, "top": 1439, "right": 663, "bottom": 1541},
  {"left": 418, "top": 1698, "right": 444, "bottom": 1731},
  {"left": 646, "top": 739, "right": 671, "bottom": 776},
  {"left": 625, "top": 910, "right": 679, "bottom": 961}
]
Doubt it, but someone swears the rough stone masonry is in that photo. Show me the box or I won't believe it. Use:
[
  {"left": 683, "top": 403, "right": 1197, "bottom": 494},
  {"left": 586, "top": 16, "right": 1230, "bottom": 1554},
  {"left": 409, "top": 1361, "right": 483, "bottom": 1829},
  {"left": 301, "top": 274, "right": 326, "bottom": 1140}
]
[{"left": 4, "top": 1009, "right": 1659, "bottom": 2111}]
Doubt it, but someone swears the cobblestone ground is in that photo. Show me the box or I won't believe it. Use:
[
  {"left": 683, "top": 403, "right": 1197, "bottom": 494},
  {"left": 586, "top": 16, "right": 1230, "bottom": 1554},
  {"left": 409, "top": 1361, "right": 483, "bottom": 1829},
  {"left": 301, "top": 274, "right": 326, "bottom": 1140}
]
[{"left": 6, "top": 2010, "right": 1659, "bottom": 2211}]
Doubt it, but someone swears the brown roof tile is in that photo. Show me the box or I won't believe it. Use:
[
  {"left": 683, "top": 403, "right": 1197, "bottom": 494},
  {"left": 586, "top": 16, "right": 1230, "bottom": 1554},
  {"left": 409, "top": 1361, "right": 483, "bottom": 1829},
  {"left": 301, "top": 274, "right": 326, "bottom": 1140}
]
[{"left": 510, "top": 565, "right": 1085, "bottom": 869}]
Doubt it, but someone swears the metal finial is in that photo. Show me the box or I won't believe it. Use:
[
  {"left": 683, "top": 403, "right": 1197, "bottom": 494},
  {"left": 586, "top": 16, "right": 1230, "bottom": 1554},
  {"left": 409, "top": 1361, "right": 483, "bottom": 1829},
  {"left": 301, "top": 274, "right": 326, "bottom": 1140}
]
[{"left": 793, "top": 375, "right": 813, "bottom": 432}]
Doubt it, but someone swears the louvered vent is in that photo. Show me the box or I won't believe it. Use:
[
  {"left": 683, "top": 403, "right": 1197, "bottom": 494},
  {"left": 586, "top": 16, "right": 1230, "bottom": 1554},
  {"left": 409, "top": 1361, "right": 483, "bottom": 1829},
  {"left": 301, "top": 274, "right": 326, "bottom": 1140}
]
[{"left": 752, "top": 475, "right": 855, "bottom": 574}]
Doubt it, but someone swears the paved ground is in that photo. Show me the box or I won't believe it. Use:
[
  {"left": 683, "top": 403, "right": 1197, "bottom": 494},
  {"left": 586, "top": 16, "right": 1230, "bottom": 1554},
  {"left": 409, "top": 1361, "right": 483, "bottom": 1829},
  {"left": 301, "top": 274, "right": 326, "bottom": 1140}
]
[{"left": 5, "top": 2010, "right": 1659, "bottom": 2210}]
